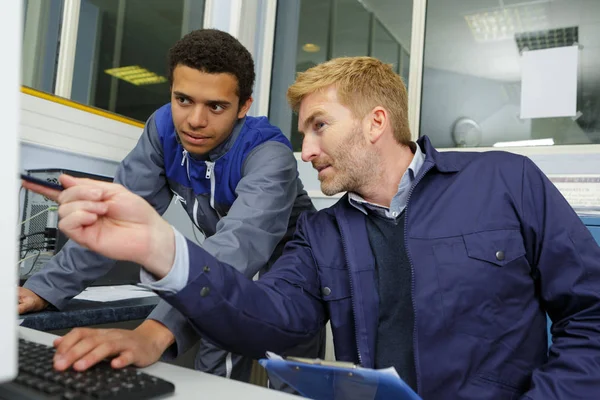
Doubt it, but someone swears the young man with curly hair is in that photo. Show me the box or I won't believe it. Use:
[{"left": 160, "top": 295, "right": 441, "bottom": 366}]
[{"left": 18, "top": 29, "right": 324, "bottom": 387}]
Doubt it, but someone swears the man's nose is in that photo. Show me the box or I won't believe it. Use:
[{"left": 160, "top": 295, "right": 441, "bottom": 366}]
[
  {"left": 301, "top": 135, "right": 320, "bottom": 163},
  {"left": 188, "top": 106, "right": 208, "bottom": 129}
]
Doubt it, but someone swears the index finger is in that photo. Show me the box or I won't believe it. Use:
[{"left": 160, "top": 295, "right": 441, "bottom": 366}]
[
  {"left": 22, "top": 180, "right": 61, "bottom": 202},
  {"left": 58, "top": 175, "right": 130, "bottom": 204},
  {"left": 60, "top": 174, "right": 125, "bottom": 194}
]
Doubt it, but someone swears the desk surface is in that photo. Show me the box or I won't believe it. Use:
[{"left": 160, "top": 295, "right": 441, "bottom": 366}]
[{"left": 19, "top": 327, "right": 298, "bottom": 399}]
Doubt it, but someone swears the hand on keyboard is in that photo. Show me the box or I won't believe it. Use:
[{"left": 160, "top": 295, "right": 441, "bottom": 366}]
[
  {"left": 0, "top": 338, "right": 175, "bottom": 400},
  {"left": 53, "top": 321, "right": 175, "bottom": 372}
]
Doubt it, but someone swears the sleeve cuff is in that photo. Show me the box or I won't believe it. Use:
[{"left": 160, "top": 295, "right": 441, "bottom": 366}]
[{"left": 139, "top": 227, "right": 190, "bottom": 294}]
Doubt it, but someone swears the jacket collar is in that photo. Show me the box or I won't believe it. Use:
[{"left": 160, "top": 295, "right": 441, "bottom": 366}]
[
  {"left": 417, "top": 135, "right": 463, "bottom": 174},
  {"left": 338, "top": 135, "right": 461, "bottom": 214}
]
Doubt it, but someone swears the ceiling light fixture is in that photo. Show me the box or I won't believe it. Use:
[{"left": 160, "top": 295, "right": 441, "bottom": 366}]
[
  {"left": 302, "top": 43, "right": 321, "bottom": 53},
  {"left": 493, "top": 138, "right": 554, "bottom": 147},
  {"left": 465, "top": 4, "right": 549, "bottom": 43},
  {"left": 105, "top": 66, "right": 167, "bottom": 86}
]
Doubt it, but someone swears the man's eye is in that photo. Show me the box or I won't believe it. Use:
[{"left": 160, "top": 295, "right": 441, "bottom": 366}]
[
  {"left": 314, "top": 122, "right": 325, "bottom": 131},
  {"left": 211, "top": 104, "right": 225, "bottom": 112},
  {"left": 177, "top": 97, "right": 190, "bottom": 105}
]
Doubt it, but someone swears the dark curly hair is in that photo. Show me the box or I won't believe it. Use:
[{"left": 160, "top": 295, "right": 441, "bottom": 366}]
[{"left": 167, "top": 29, "right": 255, "bottom": 106}]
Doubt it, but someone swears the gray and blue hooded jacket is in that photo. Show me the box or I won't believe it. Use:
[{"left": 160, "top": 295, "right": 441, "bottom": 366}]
[{"left": 24, "top": 103, "right": 316, "bottom": 376}]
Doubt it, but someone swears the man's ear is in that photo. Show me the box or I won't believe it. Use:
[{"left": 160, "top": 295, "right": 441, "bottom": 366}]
[
  {"left": 237, "top": 97, "right": 254, "bottom": 118},
  {"left": 366, "top": 107, "right": 387, "bottom": 144}
]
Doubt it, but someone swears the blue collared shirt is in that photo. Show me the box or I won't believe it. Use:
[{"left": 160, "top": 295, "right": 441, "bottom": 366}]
[{"left": 348, "top": 143, "right": 425, "bottom": 221}]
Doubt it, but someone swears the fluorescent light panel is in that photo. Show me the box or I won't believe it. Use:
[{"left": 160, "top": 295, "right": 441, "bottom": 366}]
[
  {"left": 493, "top": 138, "right": 554, "bottom": 147},
  {"left": 105, "top": 65, "right": 167, "bottom": 86},
  {"left": 465, "top": 4, "right": 549, "bottom": 43}
]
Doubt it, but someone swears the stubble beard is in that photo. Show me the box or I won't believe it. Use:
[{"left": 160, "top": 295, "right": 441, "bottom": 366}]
[{"left": 320, "top": 126, "right": 380, "bottom": 196}]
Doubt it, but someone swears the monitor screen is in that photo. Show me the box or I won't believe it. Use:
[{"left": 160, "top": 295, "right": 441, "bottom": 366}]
[{"left": 0, "top": 0, "right": 21, "bottom": 384}]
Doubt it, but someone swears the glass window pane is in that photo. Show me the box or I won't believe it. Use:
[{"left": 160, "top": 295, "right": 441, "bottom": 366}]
[
  {"left": 400, "top": 47, "right": 410, "bottom": 84},
  {"left": 269, "top": 0, "right": 413, "bottom": 152},
  {"left": 296, "top": 0, "right": 331, "bottom": 74},
  {"left": 364, "top": 0, "right": 413, "bottom": 87},
  {"left": 72, "top": 0, "right": 205, "bottom": 122},
  {"left": 21, "top": 0, "right": 63, "bottom": 94},
  {"left": 421, "top": 0, "right": 600, "bottom": 148},
  {"left": 331, "top": 0, "right": 371, "bottom": 58},
  {"left": 372, "top": 20, "right": 400, "bottom": 74}
]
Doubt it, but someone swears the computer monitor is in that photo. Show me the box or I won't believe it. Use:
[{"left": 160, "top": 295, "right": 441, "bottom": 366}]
[
  {"left": 19, "top": 169, "right": 114, "bottom": 282},
  {"left": 0, "top": 0, "right": 20, "bottom": 384},
  {"left": 18, "top": 168, "right": 143, "bottom": 287}
]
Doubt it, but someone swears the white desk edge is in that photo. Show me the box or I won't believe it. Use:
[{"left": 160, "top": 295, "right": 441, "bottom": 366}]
[{"left": 18, "top": 326, "right": 298, "bottom": 399}]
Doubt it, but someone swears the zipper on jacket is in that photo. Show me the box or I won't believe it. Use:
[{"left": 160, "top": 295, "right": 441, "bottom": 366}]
[
  {"left": 225, "top": 352, "right": 233, "bottom": 379},
  {"left": 403, "top": 161, "right": 433, "bottom": 396},
  {"left": 173, "top": 193, "right": 186, "bottom": 205},
  {"left": 181, "top": 150, "right": 191, "bottom": 181},
  {"left": 171, "top": 188, "right": 187, "bottom": 205},
  {"left": 205, "top": 160, "right": 216, "bottom": 210},
  {"left": 192, "top": 198, "right": 200, "bottom": 228},
  {"left": 189, "top": 197, "right": 208, "bottom": 239},
  {"left": 339, "top": 224, "right": 363, "bottom": 366}
]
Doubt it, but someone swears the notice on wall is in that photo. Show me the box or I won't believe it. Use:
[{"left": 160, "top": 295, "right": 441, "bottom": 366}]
[
  {"left": 520, "top": 46, "right": 578, "bottom": 119},
  {"left": 548, "top": 175, "right": 600, "bottom": 214}
]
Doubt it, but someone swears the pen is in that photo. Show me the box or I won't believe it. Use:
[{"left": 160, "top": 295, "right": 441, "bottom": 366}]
[{"left": 20, "top": 174, "right": 65, "bottom": 191}]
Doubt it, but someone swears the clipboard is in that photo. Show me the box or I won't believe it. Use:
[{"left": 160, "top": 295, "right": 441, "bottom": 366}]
[{"left": 259, "top": 353, "right": 421, "bottom": 400}]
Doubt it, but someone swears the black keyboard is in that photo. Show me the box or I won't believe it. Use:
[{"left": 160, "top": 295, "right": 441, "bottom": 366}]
[{"left": 0, "top": 338, "right": 175, "bottom": 399}]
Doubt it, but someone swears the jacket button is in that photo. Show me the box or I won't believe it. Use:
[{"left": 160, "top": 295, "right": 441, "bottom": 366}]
[
  {"left": 203, "top": 266, "right": 210, "bottom": 272},
  {"left": 322, "top": 287, "right": 331, "bottom": 296},
  {"left": 495, "top": 251, "right": 505, "bottom": 261},
  {"left": 200, "top": 287, "right": 210, "bottom": 297}
]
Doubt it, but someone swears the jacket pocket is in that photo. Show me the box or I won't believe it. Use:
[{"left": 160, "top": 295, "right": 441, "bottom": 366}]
[
  {"left": 319, "top": 266, "right": 352, "bottom": 301},
  {"left": 319, "top": 267, "right": 355, "bottom": 340},
  {"left": 463, "top": 230, "right": 525, "bottom": 267},
  {"left": 432, "top": 229, "right": 530, "bottom": 339}
]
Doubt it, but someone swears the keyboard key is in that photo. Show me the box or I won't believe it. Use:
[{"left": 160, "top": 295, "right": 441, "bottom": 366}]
[{"left": 62, "top": 391, "right": 87, "bottom": 400}]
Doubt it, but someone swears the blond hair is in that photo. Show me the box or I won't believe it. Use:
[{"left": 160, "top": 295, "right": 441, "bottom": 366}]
[{"left": 287, "top": 56, "right": 411, "bottom": 145}]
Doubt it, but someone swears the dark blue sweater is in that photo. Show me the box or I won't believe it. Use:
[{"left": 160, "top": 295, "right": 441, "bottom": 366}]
[{"left": 366, "top": 212, "right": 417, "bottom": 391}]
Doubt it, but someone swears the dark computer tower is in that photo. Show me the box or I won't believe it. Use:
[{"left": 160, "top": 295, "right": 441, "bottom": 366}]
[{"left": 19, "top": 168, "right": 141, "bottom": 286}]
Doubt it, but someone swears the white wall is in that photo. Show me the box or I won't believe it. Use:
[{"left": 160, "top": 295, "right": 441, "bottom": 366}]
[{"left": 20, "top": 92, "right": 141, "bottom": 162}]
